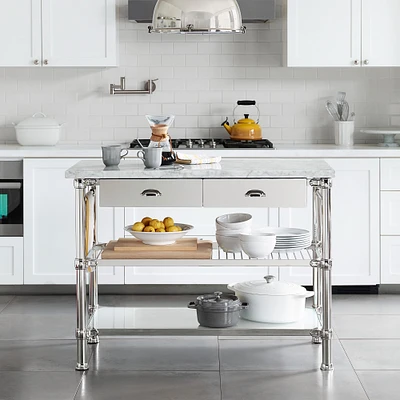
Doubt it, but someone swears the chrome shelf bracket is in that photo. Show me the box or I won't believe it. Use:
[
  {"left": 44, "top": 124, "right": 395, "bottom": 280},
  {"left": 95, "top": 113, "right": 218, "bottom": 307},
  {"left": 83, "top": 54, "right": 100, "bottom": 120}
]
[{"left": 110, "top": 76, "right": 158, "bottom": 95}]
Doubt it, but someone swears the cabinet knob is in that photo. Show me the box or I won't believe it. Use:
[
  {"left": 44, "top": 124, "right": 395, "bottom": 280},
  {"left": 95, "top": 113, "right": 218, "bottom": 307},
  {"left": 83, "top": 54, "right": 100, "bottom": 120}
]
[
  {"left": 364, "top": 59, "right": 370, "bottom": 65},
  {"left": 43, "top": 59, "right": 49, "bottom": 65},
  {"left": 353, "top": 60, "right": 359, "bottom": 65},
  {"left": 33, "top": 59, "right": 39, "bottom": 65}
]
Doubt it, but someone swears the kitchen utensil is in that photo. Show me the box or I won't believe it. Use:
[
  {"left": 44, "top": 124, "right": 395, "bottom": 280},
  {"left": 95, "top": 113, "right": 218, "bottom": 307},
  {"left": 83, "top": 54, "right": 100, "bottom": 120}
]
[
  {"left": 325, "top": 101, "right": 340, "bottom": 121},
  {"left": 187, "top": 291, "right": 248, "bottom": 328},
  {"left": 124, "top": 223, "right": 193, "bottom": 245},
  {"left": 341, "top": 100, "right": 350, "bottom": 121},
  {"left": 216, "top": 232, "right": 242, "bottom": 253},
  {"left": 336, "top": 91, "right": 346, "bottom": 119},
  {"left": 349, "top": 112, "right": 355, "bottom": 121},
  {"left": 360, "top": 128, "right": 400, "bottom": 147},
  {"left": 102, "top": 240, "right": 212, "bottom": 259},
  {"left": 335, "top": 121, "right": 355, "bottom": 147},
  {"left": 145, "top": 115, "right": 176, "bottom": 165},
  {"left": 137, "top": 146, "right": 163, "bottom": 169},
  {"left": 113, "top": 237, "right": 198, "bottom": 252},
  {"left": 216, "top": 213, "right": 253, "bottom": 230},
  {"left": 102, "top": 145, "right": 129, "bottom": 167},
  {"left": 228, "top": 275, "right": 314, "bottom": 324},
  {"left": 13, "top": 112, "right": 64, "bottom": 146},
  {"left": 222, "top": 100, "right": 262, "bottom": 141},
  {"left": 239, "top": 233, "right": 276, "bottom": 259}
]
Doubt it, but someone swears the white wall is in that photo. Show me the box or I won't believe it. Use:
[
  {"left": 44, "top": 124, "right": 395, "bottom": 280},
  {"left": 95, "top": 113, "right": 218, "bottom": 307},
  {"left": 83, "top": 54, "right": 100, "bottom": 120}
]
[{"left": 0, "top": 0, "right": 399, "bottom": 145}]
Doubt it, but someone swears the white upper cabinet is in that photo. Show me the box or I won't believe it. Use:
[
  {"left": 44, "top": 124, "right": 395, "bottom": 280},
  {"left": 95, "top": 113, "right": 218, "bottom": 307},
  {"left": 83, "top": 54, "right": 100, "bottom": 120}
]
[
  {"left": 0, "top": 0, "right": 116, "bottom": 67},
  {"left": 41, "top": 0, "right": 117, "bottom": 67},
  {"left": 362, "top": 0, "right": 400, "bottom": 67},
  {"left": 0, "top": 0, "right": 42, "bottom": 67},
  {"left": 287, "top": 0, "right": 361, "bottom": 67},
  {"left": 287, "top": 0, "right": 400, "bottom": 67}
]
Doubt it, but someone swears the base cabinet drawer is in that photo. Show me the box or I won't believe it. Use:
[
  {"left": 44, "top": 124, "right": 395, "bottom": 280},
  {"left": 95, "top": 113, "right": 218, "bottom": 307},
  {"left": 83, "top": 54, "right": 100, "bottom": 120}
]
[
  {"left": 381, "top": 236, "right": 400, "bottom": 283},
  {"left": 381, "top": 159, "right": 400, "bottom": 190},
  {"left": 203, "top": 179, "right": 307, "bottom": 208},
  {"left": 100, "top": 179, "right": 202, "bottom": 207},
  {"left": 0, "top": 237, "right": 23, "bottom": 284},
  {"left": 381, "top": 192, "right": 400, "bottom": 234}
]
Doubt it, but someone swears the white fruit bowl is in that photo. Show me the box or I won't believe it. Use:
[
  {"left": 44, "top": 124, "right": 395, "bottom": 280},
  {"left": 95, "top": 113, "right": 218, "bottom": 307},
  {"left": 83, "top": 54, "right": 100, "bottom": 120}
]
[{"left": 124, "top": 223, "right": 193, "bottom": 245}]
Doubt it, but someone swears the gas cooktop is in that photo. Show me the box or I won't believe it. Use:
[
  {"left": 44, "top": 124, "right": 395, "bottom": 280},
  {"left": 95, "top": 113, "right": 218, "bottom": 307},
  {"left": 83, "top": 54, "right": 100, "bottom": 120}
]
[{"left": 129, "top": 138, "right": 275, "bottom": 149}]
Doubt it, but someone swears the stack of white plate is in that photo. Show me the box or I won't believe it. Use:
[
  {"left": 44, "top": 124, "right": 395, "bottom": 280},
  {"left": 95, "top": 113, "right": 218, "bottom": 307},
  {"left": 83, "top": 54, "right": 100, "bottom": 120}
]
[{"left": 258, "top": 227, "right": 311, "bottom": 252}]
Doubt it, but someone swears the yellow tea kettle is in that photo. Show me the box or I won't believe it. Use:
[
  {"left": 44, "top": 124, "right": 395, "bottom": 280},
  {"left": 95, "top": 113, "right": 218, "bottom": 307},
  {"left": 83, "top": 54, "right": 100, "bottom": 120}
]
[{"left": 222, "top": 100, "right": 262, "bottom": 141}]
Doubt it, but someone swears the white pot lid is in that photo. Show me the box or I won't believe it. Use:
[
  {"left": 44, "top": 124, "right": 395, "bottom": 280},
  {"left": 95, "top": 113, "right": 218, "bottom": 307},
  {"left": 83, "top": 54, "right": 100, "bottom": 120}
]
[
  {"left": 230, "top": 275, "right": 307, "bottom": 296},
  {"left": 15, "top": 113, "right": 61, "bottom": 128}
]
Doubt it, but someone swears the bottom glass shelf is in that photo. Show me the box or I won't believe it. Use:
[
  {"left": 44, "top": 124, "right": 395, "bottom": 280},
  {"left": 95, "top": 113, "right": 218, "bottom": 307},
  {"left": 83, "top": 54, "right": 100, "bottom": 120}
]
[{"left": 93, "top": 307, "right": 321, "bottom": 337}]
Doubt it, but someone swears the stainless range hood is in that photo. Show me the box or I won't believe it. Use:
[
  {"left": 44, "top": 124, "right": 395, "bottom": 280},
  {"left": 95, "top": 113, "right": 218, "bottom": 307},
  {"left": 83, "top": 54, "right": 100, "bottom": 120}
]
[{"left": 128, "top": 0, "right": 275, "bottom": 31}]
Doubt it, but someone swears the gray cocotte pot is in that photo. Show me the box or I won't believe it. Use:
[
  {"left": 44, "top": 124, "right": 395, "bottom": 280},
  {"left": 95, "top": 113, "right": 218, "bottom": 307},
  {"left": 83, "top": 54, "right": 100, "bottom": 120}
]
[{"left": 188, "top": 291, "right": 248, "bottom": 328}]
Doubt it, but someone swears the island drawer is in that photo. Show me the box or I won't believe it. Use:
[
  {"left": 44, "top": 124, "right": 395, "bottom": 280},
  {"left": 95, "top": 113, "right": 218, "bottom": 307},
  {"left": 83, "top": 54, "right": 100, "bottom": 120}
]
[
  {"left": 99, "top": 179, "right": 202, "bottom": 207},
  {"left": 203, "top": 179, "right": 307, "bottom": 208}
]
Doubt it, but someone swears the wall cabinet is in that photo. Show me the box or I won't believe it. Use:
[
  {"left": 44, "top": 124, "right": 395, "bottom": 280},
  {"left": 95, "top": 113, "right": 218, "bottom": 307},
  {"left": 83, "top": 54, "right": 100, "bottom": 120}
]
[
  {"left": 279, "top": 159, "right": 380, "bottom": 285},
  {"left": 0, "top": 0, "right": 116, "bottom": 67},
  {"left": 0, "top": 238, "right": 23, "bottom": 284},
  {"left": 23, "top": 159, "right": 124, "bottom": 284},
  {"left": 287, "top": 0, "right": 400, "bottom": 67}
]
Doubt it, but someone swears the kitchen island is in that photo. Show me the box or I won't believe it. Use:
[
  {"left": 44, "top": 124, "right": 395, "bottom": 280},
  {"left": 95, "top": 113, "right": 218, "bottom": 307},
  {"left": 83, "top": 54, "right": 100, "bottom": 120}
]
[{"left": 66, "top": 159, "right": 335, "bottom": 372}]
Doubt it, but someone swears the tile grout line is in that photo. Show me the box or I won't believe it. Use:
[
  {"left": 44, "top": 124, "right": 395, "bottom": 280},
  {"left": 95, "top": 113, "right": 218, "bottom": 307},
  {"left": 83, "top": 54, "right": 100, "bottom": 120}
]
[
  {"left": 338, "top": 338, "right": 371, "bottom": 400},
  {"left": 0, "top": 296, "right": 16, "bottom": 314}
]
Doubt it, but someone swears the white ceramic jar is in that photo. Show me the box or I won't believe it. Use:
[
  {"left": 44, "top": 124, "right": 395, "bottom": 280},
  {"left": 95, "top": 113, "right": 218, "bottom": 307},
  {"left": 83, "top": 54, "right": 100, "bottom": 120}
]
[
  {"left": 14, "top": 113, "right": 63, "bottom": 146},
  {"left": 228, "top": 275, "right": 314, "bottom": 323}
]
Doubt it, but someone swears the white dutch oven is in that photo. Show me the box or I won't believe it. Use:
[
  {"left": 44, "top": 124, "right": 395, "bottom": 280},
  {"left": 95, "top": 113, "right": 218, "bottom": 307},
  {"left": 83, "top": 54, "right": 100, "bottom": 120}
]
[
  {"left": 228, "top": 275, "right": 314, "bottom": 324},
  {"left": 14, "top": 113, "right": 63, "bottom": 146}
]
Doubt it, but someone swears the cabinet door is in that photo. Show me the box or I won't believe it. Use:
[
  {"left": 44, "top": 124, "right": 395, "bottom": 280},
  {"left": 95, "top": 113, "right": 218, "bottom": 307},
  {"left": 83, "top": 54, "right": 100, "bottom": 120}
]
[
  {"left": 381, "top": 192, "right": 400, "bottom": 235},
  {"left": 287, "top": 0, "right": 362, "bottom": 67},
  {"left": 280, "top": 159, "right": 380, "bottom": 285},
  {"left": 362, "top": 0, "right": 400, "bottom": 66},
  {"left": 381, "top": 236, "right": 400, "bottom": 283},
  {"left": 23, "top": 159, "right": 124, "bottom": 284},
  {"left": 0, "top": 238, "right": 23, "bottom": 284},
  {"left": 0, "top": 0, "right": 41, "bottom": 67},
  {"left": 41, "top": 0, "right": 117, "bottom": 67}
]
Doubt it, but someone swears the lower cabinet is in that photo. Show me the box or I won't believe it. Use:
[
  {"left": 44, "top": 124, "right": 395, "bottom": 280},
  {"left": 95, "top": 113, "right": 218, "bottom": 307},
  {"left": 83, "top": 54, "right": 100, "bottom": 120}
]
[
  {"left": 23, "top": 159, "right": 124, "bottom": 284},
  {"left": 381, "top": 236, "right": 400, "bottom": 283},
  {"left": 0, "top": 237, "right": 23, "bottom": 284},
  {"left": 279, "top": 158, "right": 380, "bottom": 285}
]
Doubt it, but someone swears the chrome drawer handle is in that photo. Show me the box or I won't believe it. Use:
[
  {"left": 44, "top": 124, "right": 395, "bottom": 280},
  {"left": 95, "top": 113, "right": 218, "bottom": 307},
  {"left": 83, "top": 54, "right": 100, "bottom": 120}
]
[
  {"left": 141, "top": 189, "right": 162, "bottom": 197},
  {"left": 245, "top": 189, "right": 266, "bottom": 198}
]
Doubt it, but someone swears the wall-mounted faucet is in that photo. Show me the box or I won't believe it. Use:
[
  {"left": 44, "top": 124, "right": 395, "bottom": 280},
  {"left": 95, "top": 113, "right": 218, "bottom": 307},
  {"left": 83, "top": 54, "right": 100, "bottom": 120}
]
[{"left": 109, "top": 77, "right": 158, "bottom": 95}]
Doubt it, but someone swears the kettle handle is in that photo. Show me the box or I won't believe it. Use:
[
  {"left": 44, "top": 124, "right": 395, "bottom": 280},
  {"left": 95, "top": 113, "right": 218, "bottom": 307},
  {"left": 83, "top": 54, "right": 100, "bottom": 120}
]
[{"left": 233, "top": 101, "right": 260, "bottom": 124}]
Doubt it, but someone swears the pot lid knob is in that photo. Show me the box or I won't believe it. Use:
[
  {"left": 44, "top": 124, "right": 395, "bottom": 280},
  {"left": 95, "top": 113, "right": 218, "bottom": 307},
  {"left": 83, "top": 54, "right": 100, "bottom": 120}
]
[
  {"left": 214, "top": 291, "right": 223, "bottom": 301},
  {"left": 264, "top": 275, "right": 276, "bottom": 284}
]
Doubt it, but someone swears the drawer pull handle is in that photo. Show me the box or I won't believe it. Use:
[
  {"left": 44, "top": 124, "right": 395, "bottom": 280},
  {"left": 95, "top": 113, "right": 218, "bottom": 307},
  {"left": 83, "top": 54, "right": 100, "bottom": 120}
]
[
  {"left": 245, "top": 189, "right": 266, "bottom": 198},
  {"left": 141, "top": 189, "right": 162, "bottom": 197}
]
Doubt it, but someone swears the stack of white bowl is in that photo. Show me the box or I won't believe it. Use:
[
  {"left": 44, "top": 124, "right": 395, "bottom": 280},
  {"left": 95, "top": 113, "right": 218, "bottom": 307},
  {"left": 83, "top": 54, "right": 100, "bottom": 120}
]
[{"left": 215, "top": 213, "right": 252, "bottom": 253}]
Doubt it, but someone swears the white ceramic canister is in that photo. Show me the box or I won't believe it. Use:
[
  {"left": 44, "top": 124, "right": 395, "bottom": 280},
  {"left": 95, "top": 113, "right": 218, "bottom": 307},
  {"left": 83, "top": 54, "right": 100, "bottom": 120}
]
[
  {"left": 334, "top": 121, "right": 355, "bottom": 147},
  {"left": 228, "top": 275, "right": 314, "bottom": 323}
]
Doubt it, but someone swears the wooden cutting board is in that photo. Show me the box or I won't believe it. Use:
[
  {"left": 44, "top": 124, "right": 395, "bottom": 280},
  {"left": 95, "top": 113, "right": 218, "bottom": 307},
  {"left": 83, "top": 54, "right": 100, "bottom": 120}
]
[
  {"left": 113, "top": 237, "right": 198, "bottom": 252},
  {"left": 102, "top": 240, "right": 213, "bottom": 259}
]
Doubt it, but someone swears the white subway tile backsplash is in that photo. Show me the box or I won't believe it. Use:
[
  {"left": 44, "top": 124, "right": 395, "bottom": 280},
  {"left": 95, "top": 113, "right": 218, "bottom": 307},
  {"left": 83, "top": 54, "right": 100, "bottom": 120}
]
[{"left": 0, "top": 2, "right": 395, "bottom": 145}]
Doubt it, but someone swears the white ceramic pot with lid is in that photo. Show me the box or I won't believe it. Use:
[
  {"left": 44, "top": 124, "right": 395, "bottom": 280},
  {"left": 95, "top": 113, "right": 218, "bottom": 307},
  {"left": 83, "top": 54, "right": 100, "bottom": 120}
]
[
  {"left": 14, "top": 113, "right": 63, "bottom": 146},
  {"left": 227, "top": 275, "right": 314, "bottom": 323}
]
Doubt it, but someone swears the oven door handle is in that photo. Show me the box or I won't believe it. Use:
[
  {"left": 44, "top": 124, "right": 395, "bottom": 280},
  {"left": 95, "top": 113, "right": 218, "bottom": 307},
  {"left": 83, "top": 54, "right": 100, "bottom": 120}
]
[{"left": 0, "top": 182, "right": 21, "bottom": 189}]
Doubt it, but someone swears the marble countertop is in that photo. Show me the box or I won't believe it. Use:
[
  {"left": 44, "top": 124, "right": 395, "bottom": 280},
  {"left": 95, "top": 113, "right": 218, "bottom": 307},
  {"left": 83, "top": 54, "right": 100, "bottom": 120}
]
[
  {"left": 65, "top": 159, "right": 335, "bottom": 180},
  {"left": 1, "top": 143, "right": 400, "bottom": 159}
]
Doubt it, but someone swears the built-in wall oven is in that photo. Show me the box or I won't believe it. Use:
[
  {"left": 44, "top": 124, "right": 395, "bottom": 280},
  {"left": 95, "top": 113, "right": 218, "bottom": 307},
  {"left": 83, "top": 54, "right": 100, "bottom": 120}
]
[{"left": 0, "top": 160, "right": 23, "bottom": 236}]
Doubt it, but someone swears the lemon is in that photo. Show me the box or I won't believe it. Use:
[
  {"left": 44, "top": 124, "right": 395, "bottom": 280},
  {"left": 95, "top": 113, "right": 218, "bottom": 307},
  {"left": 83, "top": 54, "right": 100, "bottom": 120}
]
[
  {"left": 132, "top": 222, "right": 145, "bottom": 232},
  {"left": 163, "top": 217, "right": 174, "bottom": 228},
  {"left": 141, "top": 217, "right": 152, "bottom": 226},
  {"left": 143, "top": 226, "right": 155, "bottom": 232},
  {"left": 156, "top": 228, "right": 166, "bottom": 232},
  {"left": 149, "top": 219, "right": 160, "bottom": 229},
  {"left": 176, "top": 225, "right": 182, "bottom": 231},
  {"left": 159, "top": 222, "right": 165, "bottom": 229},
  {"left": 166, "top": 225, "right": 179, "bottom": 232}
]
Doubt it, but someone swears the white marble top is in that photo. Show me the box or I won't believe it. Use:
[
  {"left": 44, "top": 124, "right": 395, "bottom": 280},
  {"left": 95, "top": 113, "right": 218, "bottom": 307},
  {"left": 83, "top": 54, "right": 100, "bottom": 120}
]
[{"left": 65, "top": 159, "right": 335, "bottom": 179}]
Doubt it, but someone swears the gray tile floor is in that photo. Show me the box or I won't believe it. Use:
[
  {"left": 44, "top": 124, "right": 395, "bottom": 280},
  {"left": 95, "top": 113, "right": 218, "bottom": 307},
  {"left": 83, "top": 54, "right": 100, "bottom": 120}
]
[{"left": 0, "top": 294, "right": 399, "bottom": 399}]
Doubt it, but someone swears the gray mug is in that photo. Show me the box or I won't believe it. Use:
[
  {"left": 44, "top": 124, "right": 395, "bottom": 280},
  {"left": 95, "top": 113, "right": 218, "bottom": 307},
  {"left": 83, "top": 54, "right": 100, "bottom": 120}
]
[
  {"left": 137, "top": 147, "right": 163, "bottom": 169},
  {"left": 101, "top": 145, "right": 128, "bottom": 167}
]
